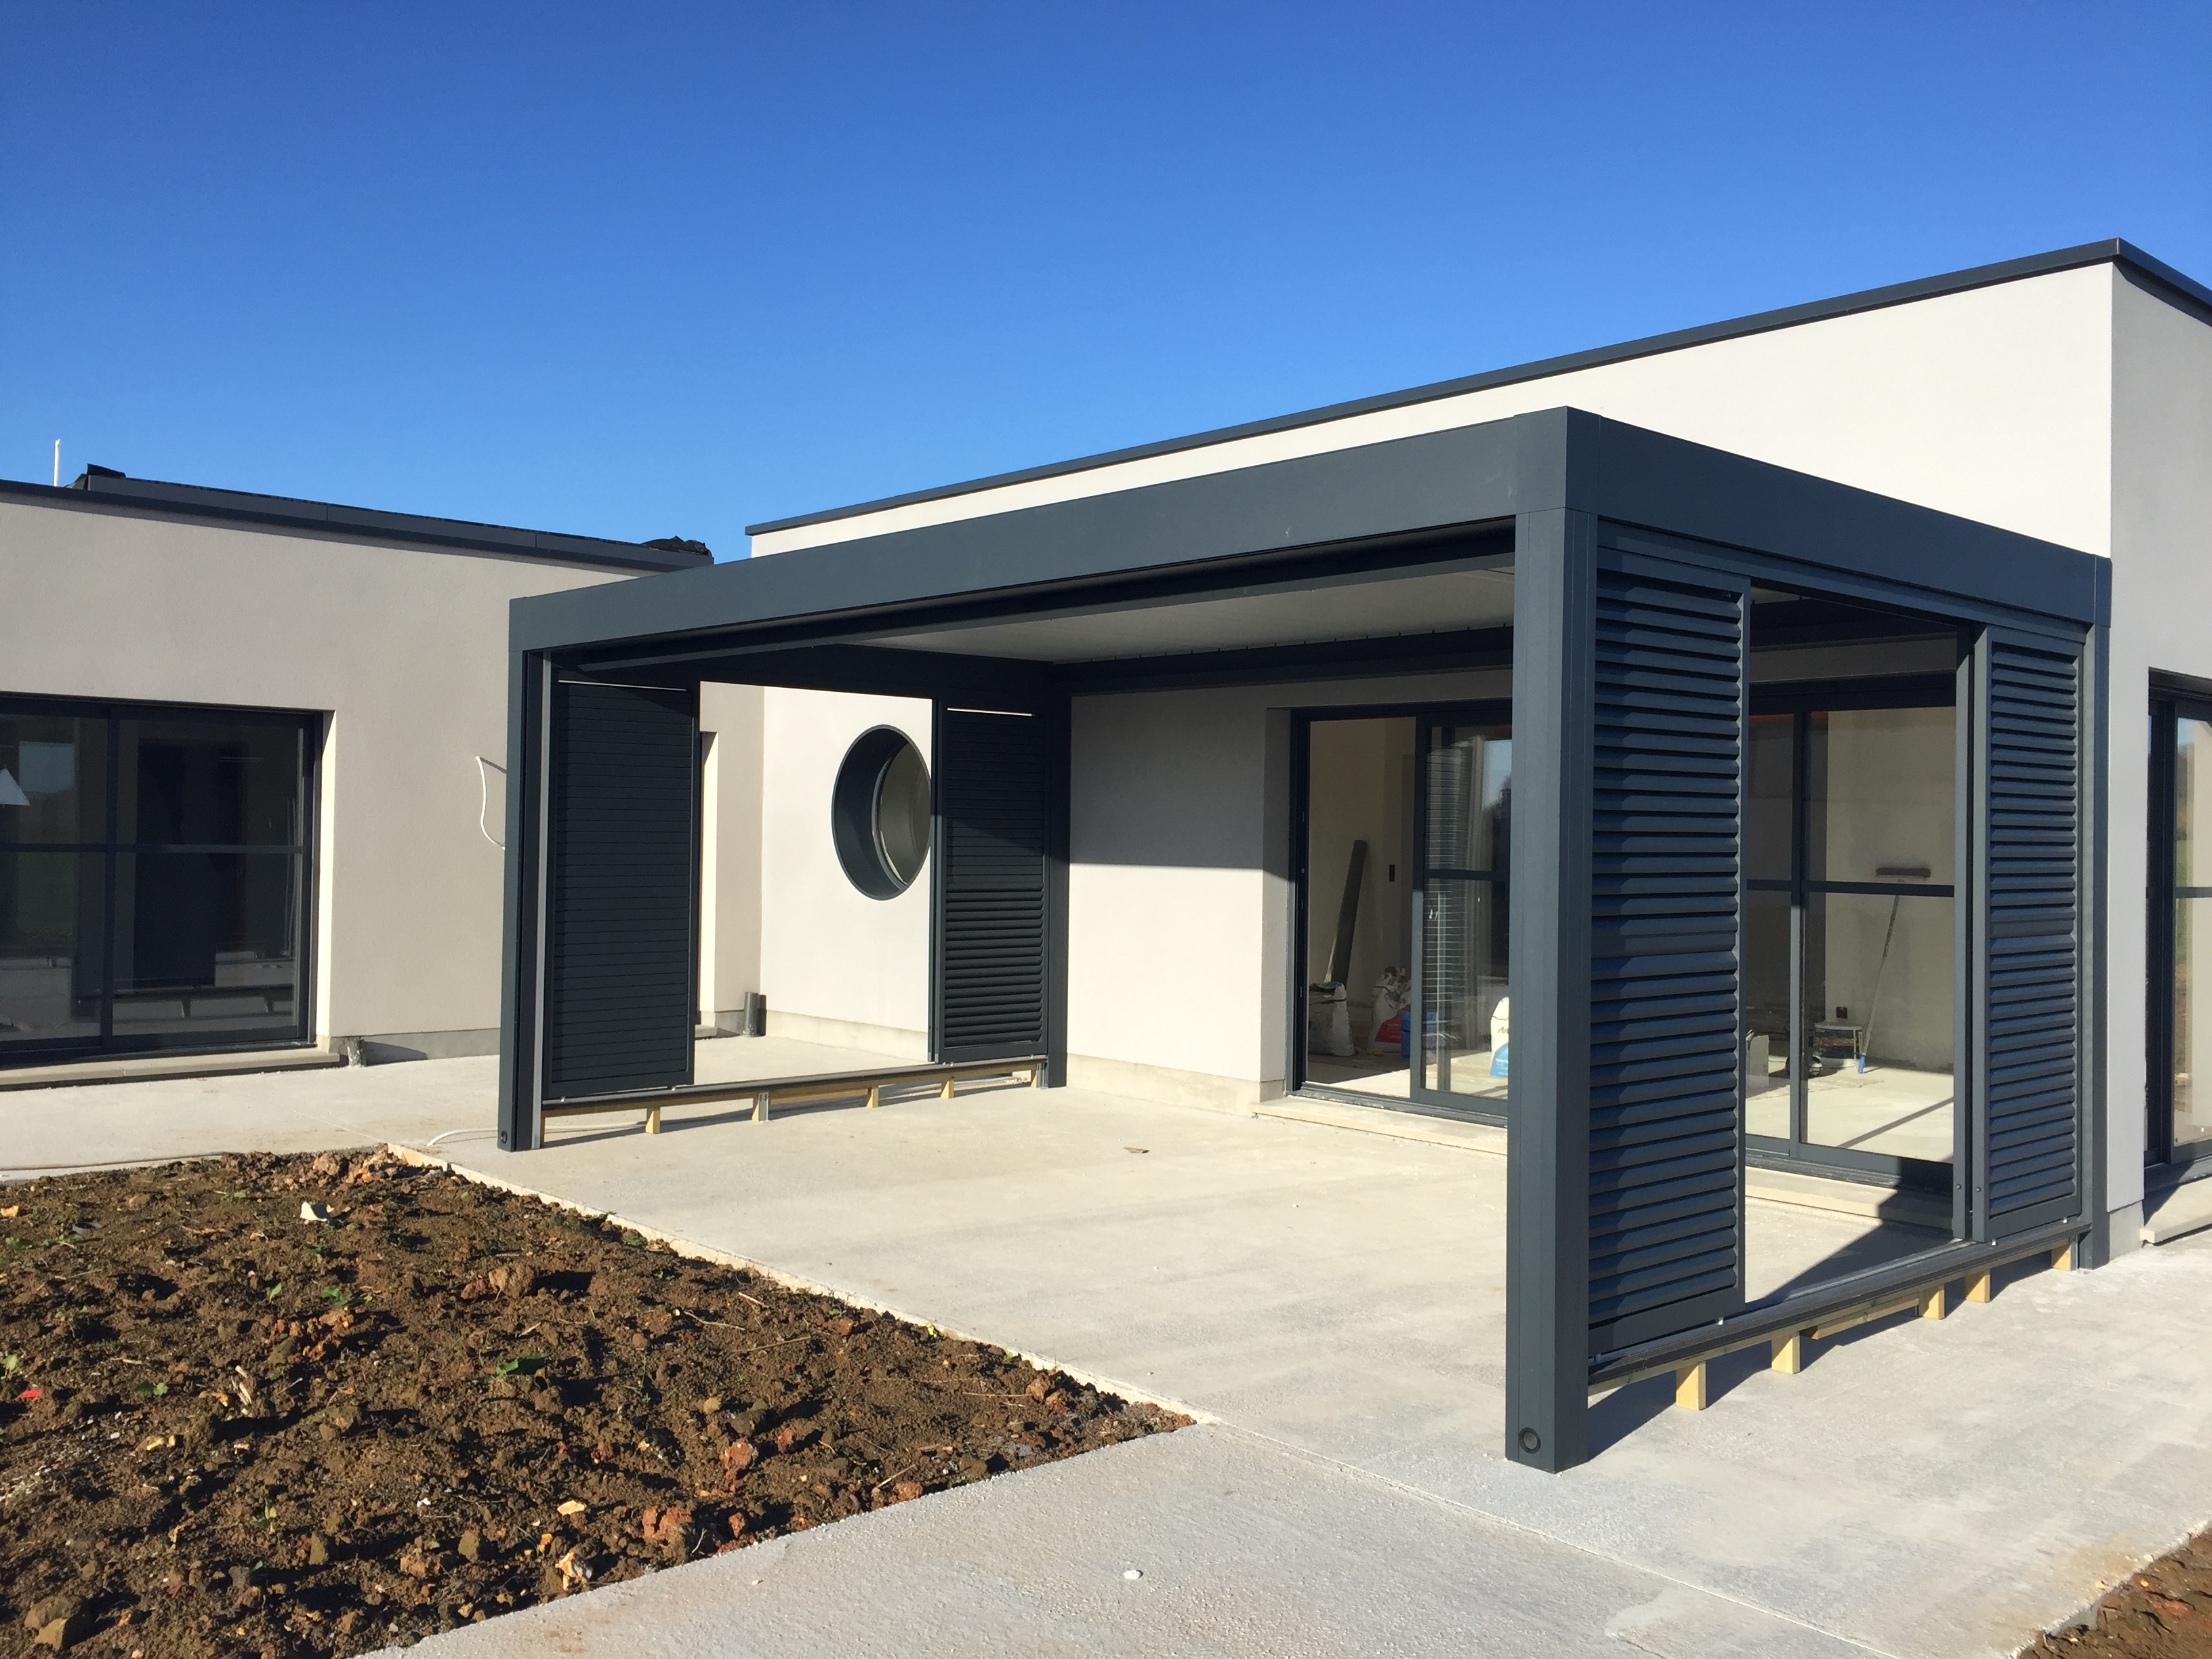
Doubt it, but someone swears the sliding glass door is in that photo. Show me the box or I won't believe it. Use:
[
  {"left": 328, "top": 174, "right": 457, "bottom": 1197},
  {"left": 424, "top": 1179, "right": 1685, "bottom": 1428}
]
[
  {"left": 1292, "top": 703, "right": 1509, "bottom": 1120},
  {"left": 1411, "top": 716, "right": 1511, "bottom": 1114},
  {"left": 1744, "top": 695, "right": 1958, "bottom": 1187},
  {"left": 2151, "top": 696, "right": 2212, "bottom": 1170},
  {"left": 0, "top": 696, "right": 318, "bottom": 1066}
]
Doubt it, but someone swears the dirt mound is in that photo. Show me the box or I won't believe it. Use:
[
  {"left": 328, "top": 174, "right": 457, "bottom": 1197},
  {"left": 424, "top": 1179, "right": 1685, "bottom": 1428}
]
[{"left": 0, "top": 1149, "right": 1185, "bottom": 1654}]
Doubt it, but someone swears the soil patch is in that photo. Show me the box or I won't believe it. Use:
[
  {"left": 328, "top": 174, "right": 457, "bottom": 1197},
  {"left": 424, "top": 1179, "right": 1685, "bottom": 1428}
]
[
  {"left": 0, "top": 1149, "right": 1187, "bottom": 1656},
  {"left": 2022, "top": 1530, "right": 2212, "bottom": 1657}
]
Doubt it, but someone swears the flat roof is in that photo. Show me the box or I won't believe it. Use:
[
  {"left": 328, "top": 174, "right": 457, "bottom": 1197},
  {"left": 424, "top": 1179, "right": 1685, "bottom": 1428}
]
[
  {"left": 516, "top": 409, "right": 2104, "bottom": 674},
  {"left": 747, "top": 237, "right": 2212, "bottom": 538},
  {"left": 0, "top": 469, "right": 713, "bottom": 574}
]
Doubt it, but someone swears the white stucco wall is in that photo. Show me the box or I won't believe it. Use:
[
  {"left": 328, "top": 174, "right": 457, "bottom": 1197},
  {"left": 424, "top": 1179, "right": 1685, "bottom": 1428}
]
[
  {"left": 1067, "top": 670, "right": 1509, "bottom": 1105},
  {"left": 756, "top": 264, "right": 2115, "bottom": 560},
  {"left": 697, "top": 681, "right": 765, "bottom": 1028},
  {"left": 752, "top": 259, "right": 2212, "bottom": 1230},
  {"left": 2108, "top": 271, "right": 2212, "bottom": 1221},
  {"left": 0, "top": 497, "right": 630, "bottom": 1051},
  {"left": 756, "top": 687, "right": 931, "bottom": 1055}
]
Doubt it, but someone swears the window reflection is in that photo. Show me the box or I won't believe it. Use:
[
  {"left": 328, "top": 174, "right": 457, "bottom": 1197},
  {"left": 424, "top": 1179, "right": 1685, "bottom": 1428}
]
[
  {"left": 0, "top": 701, "right": 310, "bottom": 1063},
  {"left": 2174, "top": 718, "right": 2212, "bottom": 1147}
]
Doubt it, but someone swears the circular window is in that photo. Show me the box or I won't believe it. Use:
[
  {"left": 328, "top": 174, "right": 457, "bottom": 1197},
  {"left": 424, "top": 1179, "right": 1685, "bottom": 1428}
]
[{"left": 831, "top": 727, "right": 931, "bottom": 899}]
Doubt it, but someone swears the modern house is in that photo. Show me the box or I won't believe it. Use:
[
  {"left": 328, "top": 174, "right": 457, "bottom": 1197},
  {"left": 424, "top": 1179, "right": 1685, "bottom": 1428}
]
[
  {"left": 0, "top": 468, "right": 708, "bottom": 1075},
  {"left": 492, "top": 240, "right": 2212, "bottom": 1471}
]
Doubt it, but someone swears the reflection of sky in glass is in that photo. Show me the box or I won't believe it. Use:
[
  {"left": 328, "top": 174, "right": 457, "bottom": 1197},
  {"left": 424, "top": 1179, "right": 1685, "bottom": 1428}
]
[
  {"left": 2181, "top": 720, "right": 2207, "bottom": 887},
  {"left": 1481, "top": 739, "right": 1511, "bottom": 814}
]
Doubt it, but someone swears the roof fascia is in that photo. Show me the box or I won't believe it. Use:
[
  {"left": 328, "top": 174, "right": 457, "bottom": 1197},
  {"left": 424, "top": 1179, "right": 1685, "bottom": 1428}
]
[
  {"left": 514, "top": 407, "right": 2102, "bottom": 664},
  {"left": 512, "top": 412, "right": 1538, "bottom": 655},
  {"left": 749, "top": 239, "right": 2200, "bottom": 540},
  {"left": 0, "top": 476, "right": 700, "bottom": 575},
  {"left": 1555, "top": 409, "right": 2102, "bottom": 626}
]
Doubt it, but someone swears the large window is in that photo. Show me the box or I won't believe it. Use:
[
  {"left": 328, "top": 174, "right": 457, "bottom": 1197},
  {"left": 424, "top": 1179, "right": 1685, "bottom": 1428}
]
[
  {"left": 1744, "top": 698, "right": 1957, "bottom": 1185},
  {"left": 0, "top": 697, "right": 317, "bottom": 1065},
  {"left": 2152, "top": 695, "right": 2212, "bottom": 1168}
]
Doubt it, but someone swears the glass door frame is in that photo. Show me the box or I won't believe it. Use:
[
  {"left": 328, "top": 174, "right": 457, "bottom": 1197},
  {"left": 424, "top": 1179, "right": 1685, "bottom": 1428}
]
[
  {"left": 0, "top": 691, "right": 323, "bottom": 1067},
  {"left": 2148, "top": 692, "right": 2212, "bottom": 1172},
  {"left": 1289, "top": 698, "right": 1510, "bottom": 1123},
  {"left": 1743, "top": 674, "right": 1960, "bottom": 1193}
]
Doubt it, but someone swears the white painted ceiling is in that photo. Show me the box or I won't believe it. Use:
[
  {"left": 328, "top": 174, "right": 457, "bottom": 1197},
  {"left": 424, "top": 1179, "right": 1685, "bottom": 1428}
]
[{"left": 867, "top": 565, "right": 1518, "bottom": 664}]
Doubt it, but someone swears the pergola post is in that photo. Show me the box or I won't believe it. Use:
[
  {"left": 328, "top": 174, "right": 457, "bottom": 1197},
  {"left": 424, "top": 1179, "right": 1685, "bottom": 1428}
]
[{"left": 1504, "top": 505, "right": 1597, "bottom": 1472}]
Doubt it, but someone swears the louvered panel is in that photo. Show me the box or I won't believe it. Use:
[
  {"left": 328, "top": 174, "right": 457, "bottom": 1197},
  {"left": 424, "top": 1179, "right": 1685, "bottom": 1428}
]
[
  {"left": 1976, "top": 636, "right": 2085, "bottom": 1237},
  {"left": 1976, "top": 637, "right": 2083, "bottom": 1237},
  {"left": 935, "top": 708, "right": 1049, "bottom": 1061},
  {"left": 541, "top": 681, "right": 696, "bottom": 1101},
  {"left": 1587, "top": 563, "right": 1746, "bottom": 1355}
]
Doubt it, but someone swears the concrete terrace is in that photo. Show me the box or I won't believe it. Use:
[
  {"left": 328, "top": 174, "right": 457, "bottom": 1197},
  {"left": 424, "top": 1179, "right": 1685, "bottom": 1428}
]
[{"left": 6, "top": 1042, "right": 2211, "bottom": 1658}]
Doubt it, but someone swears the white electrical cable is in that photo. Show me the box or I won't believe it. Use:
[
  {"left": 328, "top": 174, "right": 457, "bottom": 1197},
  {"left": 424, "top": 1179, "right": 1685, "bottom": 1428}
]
[
  {"left": 426, "top": 1128, "right": 495, "bottom": 1148},
  {"left": 475, "top": 756, "right": 506, "bottom": 848}
]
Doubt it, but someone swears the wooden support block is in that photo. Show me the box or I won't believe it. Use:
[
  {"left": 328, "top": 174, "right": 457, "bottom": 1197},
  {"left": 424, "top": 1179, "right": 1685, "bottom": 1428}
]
[
  {"left": 865, "top": 1084, "right": 881, "bottom": 1109},
  {"left": 1675, "top": 1361, "right": 1708, "bottom": 1411},
  {"left": 1771, "top": 1330, "right": 1806, "bottom": 1374},
  {"left": 752, "top": 1092, "right": 770, "bottom": 1123},
  {"left": 645, "top": 1105, "right": 662, "bottom": 1135},
  {"left": 1966, "top": 1269, "right": 1993, "bottom": 1304},
  {"left": 1919, "top": 1283, "right": 1948, "bottom": 1320},
  {"left": 941, "top": 1076, "right": 956, "bottom": 1100},
  {"left": 1031, "top": 1064, "right": 1044, "bottom": 1088},
  {"left": 2051, "top": 1240, "right": 2076, "bottom": 1272}
]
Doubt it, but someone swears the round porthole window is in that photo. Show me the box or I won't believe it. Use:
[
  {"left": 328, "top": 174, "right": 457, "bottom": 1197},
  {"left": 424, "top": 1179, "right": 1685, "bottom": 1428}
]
[{"left": 831, "top": 727, "right": 931, "bottom": 899}]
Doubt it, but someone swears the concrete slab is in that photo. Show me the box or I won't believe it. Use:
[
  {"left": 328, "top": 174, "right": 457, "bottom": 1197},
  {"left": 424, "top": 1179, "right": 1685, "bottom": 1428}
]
[
  {"left": 0, "top": 1054, "right": 499, "bottom": 1179},
  {"left": 14, "top": 1055, "right": 2209, "bottom": 1658},
  {"left": 377, "top": 1426, "right": 1880, "bottom": 1659},
  {"left": 2143, "top": 1173, "right": 2212, "bottom": 1244}
]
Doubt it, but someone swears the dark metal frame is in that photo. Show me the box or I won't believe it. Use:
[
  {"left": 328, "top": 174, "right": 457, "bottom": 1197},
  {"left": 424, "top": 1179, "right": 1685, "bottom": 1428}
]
[
  {"left": 2147, "top": 690, "right": 2212, "bottom": 1173},
  {"left": 495, "top": 407, "right": 2111, "bottom": 1477},
  {"left": 0, "top": 689, "right": 322, "bottom": 1068},
  {"left": 1288, "top": 699, "right": 1513, "bottom": 1121},
  {"left": 1740, "top": 674, "right": 1964, "bottom": 1194}
]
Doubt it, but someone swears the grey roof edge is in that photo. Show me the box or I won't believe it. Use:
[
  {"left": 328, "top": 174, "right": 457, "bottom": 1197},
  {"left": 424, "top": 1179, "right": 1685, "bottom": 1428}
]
[
  {"left": 747, "top": 237, "right": 2207, "bottom": 539},
  {"left": 0, "top": 473, "right": 711, "bottom": 574},
  {"left": 514, "top": 406, "right": 2099, "bottom": 659}
]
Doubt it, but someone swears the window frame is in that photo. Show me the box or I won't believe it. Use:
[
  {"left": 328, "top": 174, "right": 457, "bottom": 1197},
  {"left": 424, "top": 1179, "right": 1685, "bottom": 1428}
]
[
  {"left": 0, "top": 691, "right": 321, "bottom": 1067},
  {"left": 1743, "top": 675, "right": 1961, "bottom": 1192},
  {"left": 2148, "top": 693, "right": 2212, "bottom": 1172}
]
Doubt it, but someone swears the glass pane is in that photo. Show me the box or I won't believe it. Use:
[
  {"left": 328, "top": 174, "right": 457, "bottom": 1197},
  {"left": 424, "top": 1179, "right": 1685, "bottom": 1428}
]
[
  {"left": 873, "top": 742, "right": 930, "bottom": 888},
  {"left": 1303, "top": 717, "right": 1418, "bottom": 1101},
  {"left": 2176, "top": 895, "right": 2212, "bottom": 1147},
  {"left": 1801, "top": 891, "right": 1954, "bottom": 1162},
  {"left": 0, "top": 851, "right": 106, "bottom": 1052},
  {"left": 109, "top": 852, "right": 301, "bottom": 1042},
  {"left": 1744, "top": 887, "right": 1791, "bottom": 1141},
  {"left": 1420, "top": 877, "right": 1508, "bottom": 1102},
  {"left": 1807, "top": 707, "right": 1954, "bottom": 886},
  {"left": 117, "top": 718, "right": 302, "bottom": 847},
  {"left": 2177, "top": 717, "right": 2212, "bottom": 888},
  {"left": 1746, "top": 713, "right": 1793, "bottom": 880},
  {"left": 0, "top": 710, "right": 108, "bottom": 845},
  {"left": 1424, "top": 724, "right": 1510, "bottom": 874}
]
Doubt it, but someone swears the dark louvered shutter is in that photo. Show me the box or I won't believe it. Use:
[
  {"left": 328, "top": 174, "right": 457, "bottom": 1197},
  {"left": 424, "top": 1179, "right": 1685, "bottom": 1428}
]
[
  {"left": 542, "top": 680, "right": 697, "bottom": 1101},
  {"left": 1975, "top": 632, "right": 2085, "bottom": 1238},
  {"left": 1586, "top": 557, "right": 1748, "bottom": 1355},
  {"left": 933, "top": 706, "right": 1048, "bottom": 1063}
]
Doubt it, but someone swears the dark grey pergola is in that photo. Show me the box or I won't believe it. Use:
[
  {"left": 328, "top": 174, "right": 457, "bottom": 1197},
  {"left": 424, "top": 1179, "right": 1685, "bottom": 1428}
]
[{"left": 498, "top": 407, "right": 2109, "bottom": 1472}]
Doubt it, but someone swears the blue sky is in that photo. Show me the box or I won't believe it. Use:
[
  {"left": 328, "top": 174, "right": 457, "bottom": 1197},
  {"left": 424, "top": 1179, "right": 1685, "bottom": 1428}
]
[{"left": 3, "top": 3, "right": 2206, "bottom": 556}]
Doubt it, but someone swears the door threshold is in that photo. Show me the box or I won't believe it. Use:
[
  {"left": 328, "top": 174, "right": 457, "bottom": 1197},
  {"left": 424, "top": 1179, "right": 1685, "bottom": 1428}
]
[{"left": 0, "top": 1047, "right": 342, "bottom": 1092}]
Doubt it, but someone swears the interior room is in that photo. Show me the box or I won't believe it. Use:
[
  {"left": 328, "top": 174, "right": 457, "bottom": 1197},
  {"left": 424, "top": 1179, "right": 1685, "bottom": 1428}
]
[
  {"left": 1300, "top": 712, "right": 1513, "bottom": 1116},
  {"left": 1742, "top": 590, "right": 1963, "bottom": 1204}
]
